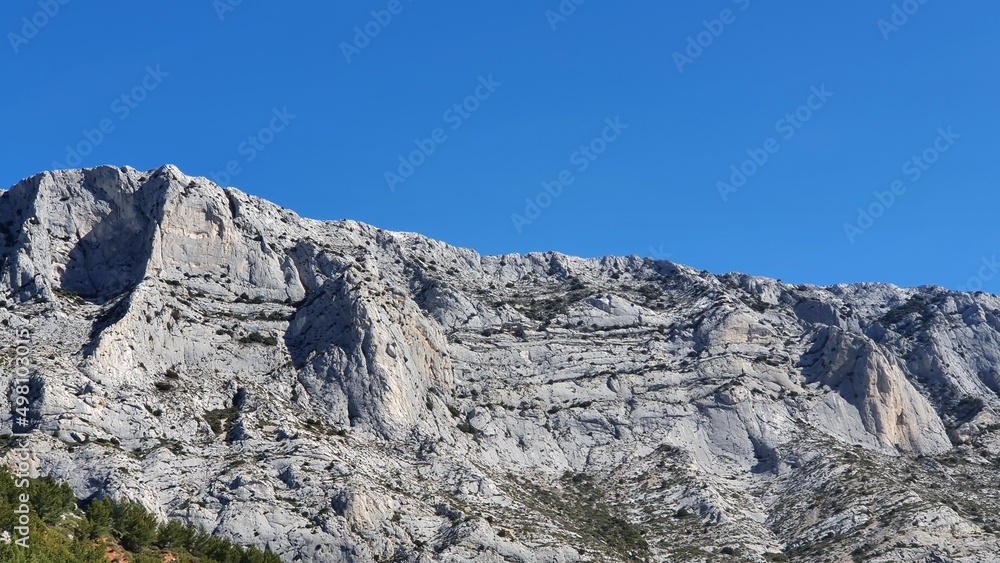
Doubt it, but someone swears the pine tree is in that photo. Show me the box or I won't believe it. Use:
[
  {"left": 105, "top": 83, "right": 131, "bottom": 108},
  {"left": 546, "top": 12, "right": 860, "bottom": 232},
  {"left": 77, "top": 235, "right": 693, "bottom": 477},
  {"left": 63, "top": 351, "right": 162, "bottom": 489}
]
[{"left": 113, "top": 500, "right": 158, "bottom": 552}]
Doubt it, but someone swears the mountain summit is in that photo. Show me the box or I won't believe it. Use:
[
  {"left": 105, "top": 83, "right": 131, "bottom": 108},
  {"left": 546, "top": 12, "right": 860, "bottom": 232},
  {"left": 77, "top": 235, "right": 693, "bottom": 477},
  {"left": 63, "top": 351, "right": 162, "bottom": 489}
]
[{"left": 2, "top": 165, "right": 999, "bottom": 561}]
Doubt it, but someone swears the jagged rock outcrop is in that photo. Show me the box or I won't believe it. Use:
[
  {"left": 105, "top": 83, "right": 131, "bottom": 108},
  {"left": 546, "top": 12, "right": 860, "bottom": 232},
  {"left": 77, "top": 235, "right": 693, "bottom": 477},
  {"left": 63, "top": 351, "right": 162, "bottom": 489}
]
[
  {"left": 1, "top": 165, "right": 999, "bottom": 562},
  {"left": 799, "top": 326, "right": 951, "bottom": 454}
]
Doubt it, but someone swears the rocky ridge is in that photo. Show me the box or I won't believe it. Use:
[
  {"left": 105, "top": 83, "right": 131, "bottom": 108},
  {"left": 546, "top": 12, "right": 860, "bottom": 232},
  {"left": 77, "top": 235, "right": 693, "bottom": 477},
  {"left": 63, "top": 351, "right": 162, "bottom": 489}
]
[{"left": 0, "top": 165, "right": 999, "bottom": 562}]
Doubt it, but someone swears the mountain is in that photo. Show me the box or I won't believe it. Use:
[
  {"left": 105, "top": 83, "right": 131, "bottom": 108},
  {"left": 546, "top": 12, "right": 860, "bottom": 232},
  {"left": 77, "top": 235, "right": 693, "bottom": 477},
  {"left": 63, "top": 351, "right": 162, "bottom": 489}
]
[{"left": 1, "top": 165, "right": 999, "bottom": 562}]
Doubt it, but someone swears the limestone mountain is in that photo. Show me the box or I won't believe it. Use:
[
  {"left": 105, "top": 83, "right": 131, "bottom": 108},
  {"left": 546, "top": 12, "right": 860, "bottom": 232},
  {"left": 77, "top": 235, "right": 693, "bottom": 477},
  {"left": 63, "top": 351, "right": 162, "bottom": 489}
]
[{"left": 1, "top": 165, "right": 999, "bottom": 562}]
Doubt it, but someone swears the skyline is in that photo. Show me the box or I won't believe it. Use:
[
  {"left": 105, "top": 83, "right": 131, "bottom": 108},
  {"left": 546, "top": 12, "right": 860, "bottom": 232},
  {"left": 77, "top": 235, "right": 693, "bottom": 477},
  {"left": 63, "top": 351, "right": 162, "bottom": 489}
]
[{"left": 2, "top": 2, "right": 998, "bottom": 291}]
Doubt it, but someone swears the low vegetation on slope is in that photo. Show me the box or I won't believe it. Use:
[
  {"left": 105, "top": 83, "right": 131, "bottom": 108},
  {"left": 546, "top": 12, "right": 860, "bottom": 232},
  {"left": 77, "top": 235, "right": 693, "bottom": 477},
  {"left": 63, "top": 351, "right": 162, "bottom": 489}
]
[{"left": 0, "top": 467, "right": 280, "bottom": 562}]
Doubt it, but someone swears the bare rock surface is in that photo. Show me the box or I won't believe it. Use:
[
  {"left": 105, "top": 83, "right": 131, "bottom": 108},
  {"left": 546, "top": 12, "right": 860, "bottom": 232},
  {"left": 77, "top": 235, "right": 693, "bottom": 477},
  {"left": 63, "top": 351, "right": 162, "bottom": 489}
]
[{"left": 1, "top": 165, "right": 999, "bottom": 562}]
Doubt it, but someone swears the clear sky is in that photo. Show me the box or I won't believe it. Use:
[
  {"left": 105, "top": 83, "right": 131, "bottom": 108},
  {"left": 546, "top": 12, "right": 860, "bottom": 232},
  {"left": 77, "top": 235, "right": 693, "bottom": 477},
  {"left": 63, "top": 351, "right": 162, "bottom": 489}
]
[{"left": 2, "top": 1, "right": 998, "bottom": 291}]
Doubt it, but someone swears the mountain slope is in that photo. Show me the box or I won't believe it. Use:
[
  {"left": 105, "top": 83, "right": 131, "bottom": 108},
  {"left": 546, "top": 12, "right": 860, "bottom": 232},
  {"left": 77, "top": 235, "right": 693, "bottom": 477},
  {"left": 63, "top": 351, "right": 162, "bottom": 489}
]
[{"left": 1, "top": 165, "right": 999, "bottom": 562}]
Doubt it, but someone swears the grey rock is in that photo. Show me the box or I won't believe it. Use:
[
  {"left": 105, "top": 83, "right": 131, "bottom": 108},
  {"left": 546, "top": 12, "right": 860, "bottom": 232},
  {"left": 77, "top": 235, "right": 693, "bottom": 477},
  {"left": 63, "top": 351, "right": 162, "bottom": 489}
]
[{"left": 1, "top": 165, "right": 999, "bottom": 562}]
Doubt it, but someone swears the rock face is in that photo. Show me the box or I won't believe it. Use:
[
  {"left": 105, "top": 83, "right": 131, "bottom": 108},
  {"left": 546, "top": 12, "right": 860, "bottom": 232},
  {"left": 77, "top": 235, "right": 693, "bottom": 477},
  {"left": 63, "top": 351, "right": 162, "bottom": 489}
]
[{"left": 1, "top": 165, "right": 1000, "bottom": 562}]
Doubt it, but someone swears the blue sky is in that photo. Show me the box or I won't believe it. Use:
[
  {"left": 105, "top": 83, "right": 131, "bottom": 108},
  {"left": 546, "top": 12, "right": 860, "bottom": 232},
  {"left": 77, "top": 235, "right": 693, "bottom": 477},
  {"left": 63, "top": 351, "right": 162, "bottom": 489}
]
[{"left": 2, "top": 1, "right": 998, "bottom": 291}]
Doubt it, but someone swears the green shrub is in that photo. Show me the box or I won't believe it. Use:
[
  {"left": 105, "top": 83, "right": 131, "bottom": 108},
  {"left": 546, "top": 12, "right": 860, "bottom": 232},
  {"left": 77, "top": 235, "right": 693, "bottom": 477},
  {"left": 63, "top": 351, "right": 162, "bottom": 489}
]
[
  {"left": 255, "top": 311, "right": 287, "bottom": 322},
  {"left": 83, "top": 498, "right": 113, "bottom": 539},
  {"left": 239, "top": 331, "right": 277, "bottom": 346},
  {"left": 204, "top": 406, "right": 239, "bottom": 435},
  {"left": 29, "top": 475, "right": 76, "bottom": 525},
  {"left": 880, "top": 295, "right": 931, "bottom": 326},
  {"left": 112, "top": 500, "right": 158, "bottom": 552},
  {"left": 156, "top": 519, "right": 194, "bottom": 550},
  {"left": 53, "top": 287, "right": 85, "bottom": 304}
]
